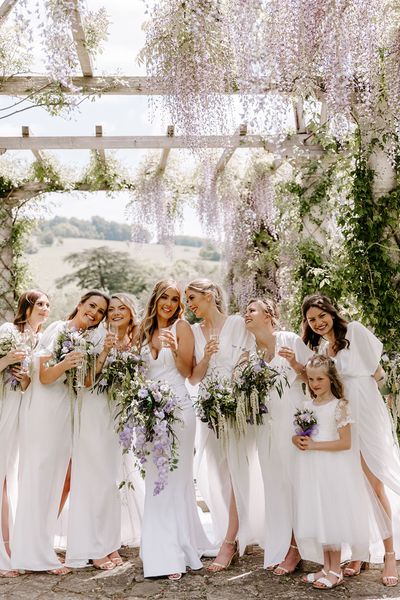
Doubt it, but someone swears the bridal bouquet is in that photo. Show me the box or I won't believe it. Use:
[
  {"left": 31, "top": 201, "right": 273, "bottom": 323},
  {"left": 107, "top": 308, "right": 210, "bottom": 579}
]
[
  {"left": 293, "top": 407, "right": 318, "bottom": 437},
  {"left": 233, "top": 353, "right": 287, "bottom": 429},
  {"left": 117, "top": 377, "right": 180, "bottom": 496},
  {"left": 51, "top": 326, "right": 96, "bottom": 399},
  {"left": 0, "top": 330, "right": 33, "bottom": 396},
  {"left": 196, "top": 374, "right": 236, "bottom": 441},
  {"left": 93, "top": 349, "right": 147, "bottom": 402}
]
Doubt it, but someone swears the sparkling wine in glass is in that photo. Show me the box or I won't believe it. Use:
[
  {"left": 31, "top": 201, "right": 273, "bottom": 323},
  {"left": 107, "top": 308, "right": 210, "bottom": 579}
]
[{"left": 74, "top": 336, "right": 87, "bottom": 388}]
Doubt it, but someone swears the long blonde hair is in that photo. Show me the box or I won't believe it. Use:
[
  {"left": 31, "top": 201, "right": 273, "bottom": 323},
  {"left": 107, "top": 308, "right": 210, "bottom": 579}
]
[
  {"left": 138, "top": 280, "right": 183, "bottom": 348},
  {"left": 185, "top": 278, "right": 226, "bottom": 314},
  {"left": 109, "top": 293, "right": 139, "bottom": 346}
]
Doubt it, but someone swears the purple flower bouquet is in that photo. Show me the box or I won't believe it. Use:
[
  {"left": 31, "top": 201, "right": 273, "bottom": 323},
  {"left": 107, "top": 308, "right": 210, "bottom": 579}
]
[{"left": 293, "top": 407, "right": 318, "bottom": 437}]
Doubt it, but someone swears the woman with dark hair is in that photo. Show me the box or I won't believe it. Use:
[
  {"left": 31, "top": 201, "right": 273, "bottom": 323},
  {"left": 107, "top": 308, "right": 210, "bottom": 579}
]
[
  {"left": 301, "top": 293, "right": 400, "bottom": 587},
  {"left": 12, "top": 290, "right": 109, "bottom": 574},
  {"left": 139, "top": 280, "right": 212, "bottom": 580},
  {"left": 0, "top": 290, "right": 50, "bottom": 577},
  {"left": 185, "top": 279, "right": 261, "bottom": 572},
  {"left": 244, "top": 297, "right": 313, "bottom": 576}
]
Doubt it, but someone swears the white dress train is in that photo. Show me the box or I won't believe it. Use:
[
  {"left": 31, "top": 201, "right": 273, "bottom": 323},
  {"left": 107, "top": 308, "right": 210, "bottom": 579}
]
[
  {"left": 192, "top": 315, "right": 264, "bottom": 555},
  {"left": 12, "top": 321, "right": 72, "bottom": 571},
  {"left": 257, "top": 331, "right": 313, "bottom": 568},
  {"left": 140, "top": 321, "right": 213, "bottom": 577},
  {"left": 0, "top": 323, "right": 22, "bottom": 572},
  {"left": 65, "top": 327, "right": 121, "bottom": 566}
]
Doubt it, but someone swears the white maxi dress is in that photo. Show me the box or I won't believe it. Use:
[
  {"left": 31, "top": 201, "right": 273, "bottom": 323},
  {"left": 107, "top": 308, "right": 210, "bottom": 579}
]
[
  {"left": 192, "top": 315, "right": 264, "bottom": 555},
  {"left": 258, "top": 331, "right": 313, "bottom": 568},
  {"left": 322, "top": 321, "right": 400, "bottom": 560},
  {"left": 0, "top": 323, "right": 23, "bottom": 572},
  {"left": 140, "top": 321, "right": 213, "bottom": 577},
  {"left": 12, "top": 321, "right": 72, "bottom": 571},
  {"left": 66, "top": 327, "right": 122, "bottom": 566}
]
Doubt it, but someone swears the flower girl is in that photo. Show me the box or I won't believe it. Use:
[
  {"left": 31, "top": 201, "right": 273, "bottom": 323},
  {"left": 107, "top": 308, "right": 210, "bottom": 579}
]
[{"left": 292, "top": 355, "right": 389, "bottom": 590}]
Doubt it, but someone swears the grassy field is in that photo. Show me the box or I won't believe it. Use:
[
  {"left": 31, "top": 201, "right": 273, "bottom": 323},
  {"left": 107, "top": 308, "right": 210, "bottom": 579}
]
[{"left": 24, "top": 238, "right": 223, "bottom": 320}]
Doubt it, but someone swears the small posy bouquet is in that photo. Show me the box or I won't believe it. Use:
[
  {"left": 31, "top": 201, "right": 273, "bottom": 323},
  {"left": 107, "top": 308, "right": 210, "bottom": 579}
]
[
  {"left": 293, "top": 407, "right": 318, "bottom": 437},
  {"left": 196, "top": 373, "right": 236, "bottom": 441},
  {"left": 233, "top": 353, "right": 287, "bottom": 429},
  {"left": 117, "top": 377, "right": 181, "bottom": 496},
  {"left": 51, "top": 326, "right": 96, "bottom": 399},
  {"left": 0, "top": 331, "right": 34, "bottom": 395},
  {"left": 93, "top": 349, "right": 147, "bottom": 402}
]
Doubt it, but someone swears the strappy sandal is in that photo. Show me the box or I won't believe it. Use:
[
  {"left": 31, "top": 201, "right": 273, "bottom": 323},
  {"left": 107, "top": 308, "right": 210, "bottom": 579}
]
[
  {"left": 273, "top": 545, "right": 302, "bottom": 576},
  {"left": 313, "top": 569, "right": 344, "bottom": 589},
  {"left": 91, "top": 559, "right": 115, "bottom": 571},
  {"left": 382, "top": 552, "right": 398, "bottom": 587},
  {"left": 46, "top": 566, "right": 71, "bottom": 575},
  {"left": 207, "top": 539, "right": 238, "bottom": 572},
  {"left": 0, "top": 570, "right": 19, "bottom": 578},
  {"left": 167, "top": 572, "right": 182, "bottom": 580},
  {"left": 302, "top": 569, "right": 326, "bottom": 583},
  {"left": 343, "top": 560, "right": 368, "bottom": 577},
  {"left": 108, "top": 552, "right": 123, "bottom": 566}
]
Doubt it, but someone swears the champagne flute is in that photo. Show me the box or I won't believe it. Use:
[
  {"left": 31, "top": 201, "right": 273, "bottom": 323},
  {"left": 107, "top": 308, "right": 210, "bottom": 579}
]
[
  {"left": 108, "top": 323, "right": 119, "bottom": 357},
  {"left": 159, "top": 327, "right": 170, "bottom": 368},
  {"left": 74, "top": 336, "right": 87, "bottom": 388},
  {"left": 209, "top": 328, "right": 219, "bottom": 367}
]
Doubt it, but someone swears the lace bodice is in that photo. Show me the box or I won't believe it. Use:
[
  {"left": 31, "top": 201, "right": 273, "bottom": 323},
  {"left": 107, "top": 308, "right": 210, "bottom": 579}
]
[{"left": 305, "top": 398, "right": 353, "bottom": 442}]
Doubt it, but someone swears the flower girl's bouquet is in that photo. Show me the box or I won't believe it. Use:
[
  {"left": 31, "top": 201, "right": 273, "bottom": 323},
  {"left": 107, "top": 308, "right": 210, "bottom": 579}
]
[
  {"left": 196, "top": 373, "right": 236, "bottom": 441},
  {"left": 233, "top": 353, "right": 287, "bottom": 430},
  {"left": 293, "top": 407, "right": 318, "bottom": 437},
  {"left": 93, "top": 349, "right": 147, "bottom": 402},
  {"left": 117, "top": 377, "right": 181, "bottom": 495}
]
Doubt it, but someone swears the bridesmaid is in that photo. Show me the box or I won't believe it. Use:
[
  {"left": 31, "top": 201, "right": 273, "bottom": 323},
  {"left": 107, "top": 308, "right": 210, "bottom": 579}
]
[
  {"left": 0, "top": 290, "right": 50, "bottom": 577},
  {"left": 108, "top": 293, "right": 144, "bottom": 548},
  {"left": 185, "top": 279, "right": 262, "bottom": 571},
  {"left": 243, "top": 297, "right": 313, "bottom": 574},
  {"left": 12, "top": 290, "right": 108, "bottom": 574},
  {"left": 65, "top": 291, "right": 126, "bottom": 570},
  {"left": 302, "top": 293, "right": 400, "bottom": 587},
  {"left": 138, "top": 280, "right": 212, "bottom": 580}
]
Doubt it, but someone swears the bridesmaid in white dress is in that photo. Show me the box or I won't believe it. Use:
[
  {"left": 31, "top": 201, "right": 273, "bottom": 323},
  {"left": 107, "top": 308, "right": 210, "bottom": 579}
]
[
  {"left": 66, "top": 292, "right": 127, "bottom": 570},
  {"left": 302, "top": 293, "right": 400, "bottom": 587},
  {"left": 185, "top": 279, "right": 262, "bottom": 572},
  {"left": 12, "top": 290, "right": 109, "bottom": 574},
  {"left": 0, "top": 290, "right": 50, "bottom": 577},
  {"left": 107, "top": 293, "right": 144, "bottom": 549},
  {"left": 139, "top": 280, "right": 212, "bottom": 580},
  {"left": 243, "top": 298, "right": 313, "bottom": 574}
]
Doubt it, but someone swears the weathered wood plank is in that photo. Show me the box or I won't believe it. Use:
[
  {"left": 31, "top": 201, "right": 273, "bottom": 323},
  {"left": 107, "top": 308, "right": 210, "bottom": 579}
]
[{"left": 70, "top": 0, "right": 94, "bottom": 77}]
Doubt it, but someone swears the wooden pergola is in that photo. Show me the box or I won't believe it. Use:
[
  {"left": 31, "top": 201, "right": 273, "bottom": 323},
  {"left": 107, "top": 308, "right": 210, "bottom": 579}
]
[{"left": 0, "top": 0, "right": 326, "bottom": 318}]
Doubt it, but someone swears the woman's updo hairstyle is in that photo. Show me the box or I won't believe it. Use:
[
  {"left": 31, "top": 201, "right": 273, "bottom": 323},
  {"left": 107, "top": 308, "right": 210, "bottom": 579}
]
[
  {"left": 247, "top": 297, "right": 279, "bottom": 328},
  {"left": 186, "top": 279, "right": 226, "bottom": 314}
]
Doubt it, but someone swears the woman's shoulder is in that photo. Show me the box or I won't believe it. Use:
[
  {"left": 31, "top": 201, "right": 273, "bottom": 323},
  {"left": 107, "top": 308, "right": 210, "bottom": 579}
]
[
  {"left": 226, "top": 313, "right": 245, "bottom": 328},
  {"left": 175, "top": 318, "right": 192, "bottom": 334},
  {"left": 0, "top": 322, "right": 17, "bottom": 336}
]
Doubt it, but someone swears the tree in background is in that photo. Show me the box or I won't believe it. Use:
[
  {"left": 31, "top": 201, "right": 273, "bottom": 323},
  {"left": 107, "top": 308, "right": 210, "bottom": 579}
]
[{"left": 56, "top": 246, "right": 153, "bottom": 296}]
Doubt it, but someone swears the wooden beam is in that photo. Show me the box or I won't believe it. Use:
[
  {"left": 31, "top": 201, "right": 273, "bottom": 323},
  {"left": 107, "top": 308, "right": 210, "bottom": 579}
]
[
  {"left": 21, "top": 126, "right": 46, "bottom": 163},
  {"left": 70, "top": 0, "right": 93, "bottom": 77},
  {"left": 156, "top": 126, "right": 174, "bottom": 175},
  {"left": 215, "top": 124, "right": 247, "bottom": 175},
  {"left": 320, "top": 101, "right": 328, "bottom": 125},
  {"left": 293, "top": 98, "right": 306, "bottom": 133},
  {"left": 0, "top": 75, "right": 326, "bottom": 99},
  {"left": 95, "top": 125, "right": 106, "bottom": 164},
  {"left": 0, "top": 0, "right": 18, "bottom": 21}
]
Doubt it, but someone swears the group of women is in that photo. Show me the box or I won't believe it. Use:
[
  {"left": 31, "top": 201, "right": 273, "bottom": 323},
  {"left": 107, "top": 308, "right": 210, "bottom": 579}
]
[{"left": 0, "top": 278, "right": 399, "bottom": 589}]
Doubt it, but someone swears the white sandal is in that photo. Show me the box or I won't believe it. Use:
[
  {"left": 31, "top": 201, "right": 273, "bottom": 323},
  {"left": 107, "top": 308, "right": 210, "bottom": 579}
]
[
  {"left": 313, "top": 569, "right": 343, "bottom": 589},
  {"left": 302, "top": 569, "right": 326, "bottom": 583}
]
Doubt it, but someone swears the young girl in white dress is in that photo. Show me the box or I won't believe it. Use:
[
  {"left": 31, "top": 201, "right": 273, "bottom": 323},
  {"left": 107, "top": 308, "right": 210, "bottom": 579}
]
[
  {"left": 0, "top": 290, "right": 50, "bottom": 577},
  {"left": 292, "top": 355, "right": 389, "bottom": 590},
  {"left": 302, "top": 294, "right": 400, "bottom": 586},
  {"left": 138, "top": 280, "right": 212, "bottom": 580},
  {"left": 12, "top": 290, "right": 109, "bottom": 574},
  {"left": 244, "top": 298, "right": 313, "bottom": 574},
  {"left": 185, "top": 279, "right": 262, "bottom": 572},
  {"left": 108, "top": 293, "right": 144, "bottom": 548}
]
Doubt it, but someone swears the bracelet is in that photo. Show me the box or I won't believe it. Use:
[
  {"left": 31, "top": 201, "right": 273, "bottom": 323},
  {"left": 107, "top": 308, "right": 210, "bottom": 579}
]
[{"left": 296, "top": 365, "right": 306, "bottom": 376}]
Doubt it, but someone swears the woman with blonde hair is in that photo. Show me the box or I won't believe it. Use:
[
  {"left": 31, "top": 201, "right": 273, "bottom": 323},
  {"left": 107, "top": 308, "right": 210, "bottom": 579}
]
[
  {"left": 244, "top": 297, "right": 313, "bottom": 574},
  {"left": 185, "top": 279, "right": 261, "bottom": 572},
  {"left": 138, "top": 280, "right": 212, "bottom": 580}
]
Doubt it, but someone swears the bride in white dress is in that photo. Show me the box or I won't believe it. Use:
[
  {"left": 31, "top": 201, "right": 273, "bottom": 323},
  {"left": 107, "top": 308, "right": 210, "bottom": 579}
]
[
  {"left": 0, "top": 290, "right": 50, "bottom": 578},
  {"left": 12, "top": 290, "right": 109, "bottom": 574},
  {"left": 138, "top": 280, "right": 212, "bottom": 580},
  {"left": 302, "top": 293, "right": 400, "bottom": 587},
  {"left": 185, "top": 279, "right": 262, "bottom": 572}
]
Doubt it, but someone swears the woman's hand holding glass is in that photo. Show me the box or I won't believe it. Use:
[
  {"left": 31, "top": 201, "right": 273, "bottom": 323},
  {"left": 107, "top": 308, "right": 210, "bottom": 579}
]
[{"left": 159, "top": 329, "right": 177, "bottom": 353}]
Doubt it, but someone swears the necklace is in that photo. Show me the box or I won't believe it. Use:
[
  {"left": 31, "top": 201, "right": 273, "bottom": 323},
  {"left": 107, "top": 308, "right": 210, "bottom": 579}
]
[{"left": 257, "top": 345, "right": 275, "bottom": 363}]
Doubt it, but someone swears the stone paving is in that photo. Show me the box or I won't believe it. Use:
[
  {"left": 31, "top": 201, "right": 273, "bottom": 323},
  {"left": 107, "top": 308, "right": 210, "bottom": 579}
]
[{"left": 1, "top": 547, "right": 399, "bottom": 600}]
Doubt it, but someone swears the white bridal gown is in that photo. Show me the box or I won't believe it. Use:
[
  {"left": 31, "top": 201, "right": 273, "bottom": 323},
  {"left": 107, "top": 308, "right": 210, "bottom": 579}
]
[
  {"left": 66, "top": 326, "right": 122, "bottom": 566},
  {"left": 293, "top": 398, "right": 390, "bottom": 564},
  {"left": 259, "top": 331, "right": 313, "bottom": 568},
  {"left": 0, "top": 323, "right": 22, "bottom": 572},
  {"left": 322, "top": 321, "right": 400, "bottom": 560},
  {"left": 192, "top": 315, "right": 264, "bottom": 555},
  {"left": 140, "top": 321, "right": 213, "bottom": 577},
  {"left": 12, "top": 321, "right": 72, "bottom": 571}
]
